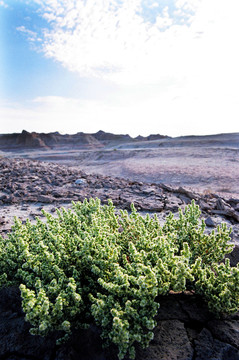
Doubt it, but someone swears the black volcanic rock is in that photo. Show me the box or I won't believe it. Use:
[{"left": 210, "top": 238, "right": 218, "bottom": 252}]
[{"left": 0, "top": 288, "right": 238, "bottom": 360}]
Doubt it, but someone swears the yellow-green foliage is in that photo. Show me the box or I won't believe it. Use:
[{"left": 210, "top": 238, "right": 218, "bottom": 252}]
[{"left": 0, "top": 199, "right": 238, "bottom": 359}]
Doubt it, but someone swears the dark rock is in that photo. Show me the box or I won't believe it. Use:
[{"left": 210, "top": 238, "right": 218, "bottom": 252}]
[
  {"left": 157, "top": 295, "right": 189, "bottom": 322},
  {"left": 228, "top": 198, "right": 239, "bottom": 205},
  {"left": 177, "top": 187, "right": 199, "bottom": 200},
  {"left": 14, "top": 190, "right": 26, "bottom": 197},
  {"left": 178, "top": 193, "right": 192, "bottom": 205},
  {"left": 194, "top": 328, "right": 239, "bottom": 360},
  {"left": 178, "top": 294, "right": 213, "bottom": 323},
  {"left": 139, "top": 200, "right": 164, "bottom": 212},
  {"left": 94, "top": 183, "right": 103, "bottom": 189},
  {"left": 198, "top": 199, "right": 211, "bottom": 211},
  {"left": 160, "top": 183, "right": 174, "bottom": 192},
  {"left": 0, "top": 287, "right": 55, "bottom": 360},
  {"left": 225, "top": 245, "right": 239, "bottom": 267},
  {"left": 0, "top": 285, "right": 238, "bottom": 360},
  {"left": 211, "top": 209, "right": 239, "bottom": 222},
  {"left": 137, "top": 320, "right": 194, "bottom": 360},
  {"left": 43, "top": 176, "right": 52, "bottom": 184},
  {"left": 208, "top": 320, "right": 239, "bottom": 349},
  {"left": 216, "top": 198, "right": 227, "bottom": 210},
  {"left": 0, "top": 216, "right": 6, "bottom": 224},
  {"left": 205, "top": 216, "right": 216, "bottom": 227},
  {"left": 141, "top": 186, "right": 156, "bottom": 196},
  {"left": 164, "top": 196, "right": 182, "bottom": 212},
  {"left": 37, "top": 195, "right": 56, "bottom": 203},
  {"left": 2, "top": 195, "right": 17, "bottom": 204},
  {"left": 51, "top": 189, "right": 68, "bottom": 198}
]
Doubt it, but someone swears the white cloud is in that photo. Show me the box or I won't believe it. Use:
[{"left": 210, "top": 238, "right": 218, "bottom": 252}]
[
  {"left": 16, "top": 25, "right": 41, "bottom": 42},
  {"left": 3, "top": 0, "right": 239, "bottom": 137},
  {"left": 29, "top": 0, "right": 239, "bottom": 97},
  {"left": 31, "top": 0, "right": 200, "bottom": 83}
]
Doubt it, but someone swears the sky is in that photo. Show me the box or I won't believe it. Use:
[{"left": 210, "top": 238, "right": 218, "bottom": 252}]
[{"left": 0, "top": 0, "right": 239, "bottom": 137}]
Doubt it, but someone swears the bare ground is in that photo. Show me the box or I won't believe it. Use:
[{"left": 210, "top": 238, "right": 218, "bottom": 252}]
[{"left": 2, "top": 143, "right": 239, "bottom": 198}]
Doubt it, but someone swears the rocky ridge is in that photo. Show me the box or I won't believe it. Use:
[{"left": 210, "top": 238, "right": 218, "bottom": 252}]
[
  {"left": 0, "top": 157, "right": 239, "bottom": 360},
  {"left": 0, "top": 130, "right": 168, "bottom": 151}
]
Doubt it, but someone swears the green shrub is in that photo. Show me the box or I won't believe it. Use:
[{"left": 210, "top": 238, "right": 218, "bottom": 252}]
[{"left": 0, "top": 199, "right": 238, "bottom": 359}]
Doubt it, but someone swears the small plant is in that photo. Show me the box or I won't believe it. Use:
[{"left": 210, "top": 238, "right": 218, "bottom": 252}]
[{"left": 0, "top": 199, "right": 238, "bottom": 359}]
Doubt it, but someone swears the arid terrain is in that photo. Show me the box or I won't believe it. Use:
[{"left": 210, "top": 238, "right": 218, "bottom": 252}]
[
  {"left": 1, "top": 130, "right": 239, "bottom": 198},
  {"left": 0, "top": 130, "right": 239, "bottom": 360}
]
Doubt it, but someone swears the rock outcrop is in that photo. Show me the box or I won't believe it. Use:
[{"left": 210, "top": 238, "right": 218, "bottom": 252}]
[
  {"left": 0, "top": 287, "right": 238, "bottom": 360},
  {"left": 0, "top": 130, "right": 170, "bottom": 151}
]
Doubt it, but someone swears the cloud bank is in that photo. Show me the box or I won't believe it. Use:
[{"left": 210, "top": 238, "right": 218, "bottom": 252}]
[
  {"left": 29, "top": 0, "right": 203, "bottom": 83},
  {"left": 5, "top": 0, "right": 239, "bottom": 136}
]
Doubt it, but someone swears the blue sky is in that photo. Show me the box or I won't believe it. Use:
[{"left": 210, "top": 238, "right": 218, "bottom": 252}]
[{"left": 1, "top": 0, "right": 239, "bottom": 136}]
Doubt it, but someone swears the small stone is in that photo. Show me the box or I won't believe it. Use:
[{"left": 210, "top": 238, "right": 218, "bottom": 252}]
[
  {"left": 225, "top": 245, "right": 239, "bottom": 267},
  {"left": 205, "top": 216, "right": 216, "bottom": 227},
  {"left": 198, "top": 199, "right": 211, "bottom": 211},
  {"left": 216, "top": 198, "right": 227, "bottom": 210},
  {"left": 177, "top": 186, "right": 199, "bottom": 200},
  {"left": 141, "top": 186, "right": 156, "bottom": 195},
  {"left": 37, "top": 195, "right": 55, "bottom": 203},
  {"left": 75, "top": 179, "right": 87, "bottom": 185}
]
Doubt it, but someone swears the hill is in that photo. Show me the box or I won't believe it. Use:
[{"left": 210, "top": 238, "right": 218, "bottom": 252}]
[{"left": 0, "top": 130, "right": 169, "bottom": 151}]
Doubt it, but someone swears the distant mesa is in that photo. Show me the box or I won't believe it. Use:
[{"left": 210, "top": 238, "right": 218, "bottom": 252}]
[
  {"left": 0, "top": 129, "right": 169, "bottom": 151},
  {"left": 146, "top": 134, "right": 169, "bottom": 141},
  {"left": 94, "top": 130, "right": 132, "bottom": 144},
  {"left": 135, "top": 134, "right": 169, "bottom": 141},
  {"left": 0, "top": 130, "right": 103, "bottom": 151},
  {"left": 16, "top": 130, "right": 48, "bottom": 149}
]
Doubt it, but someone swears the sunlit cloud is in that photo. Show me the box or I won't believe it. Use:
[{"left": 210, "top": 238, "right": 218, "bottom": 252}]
[
  {"left": 25, "top": 0, "right": 202, "bottom": 84},
  {"left": 4, "top": 0, "right": 239, "bottom": 136},
  {"left": 16, "top": 26, "right": 41, "bottom": 43},
  {"left": 18, "top": 0, "right": 238, "bottom": 103}
]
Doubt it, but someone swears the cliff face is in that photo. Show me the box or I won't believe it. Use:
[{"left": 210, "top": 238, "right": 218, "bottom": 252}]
[
  {"left": 0, "top": 130, "right": 104, "bottom": 150},
  {"left": 0, "top": 130, "right": 169, "bottom": 150},
  {"left": 0, "top": 131, "right": 50, "bottom": 150},
  {"left": 16, "top": 130, "right": 48, "bottom": 149}
]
